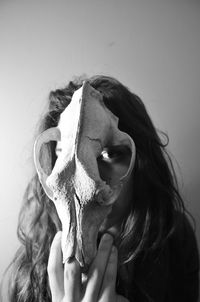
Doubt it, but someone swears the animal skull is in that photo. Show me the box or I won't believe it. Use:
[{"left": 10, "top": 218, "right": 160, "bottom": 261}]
[{"left": 34, "top": 81, "right": 136, "bottom": 269}]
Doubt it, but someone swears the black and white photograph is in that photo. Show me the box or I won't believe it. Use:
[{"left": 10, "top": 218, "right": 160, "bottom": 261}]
[{"left": 0, "top": 0, "right": 199, "bottom": 301}]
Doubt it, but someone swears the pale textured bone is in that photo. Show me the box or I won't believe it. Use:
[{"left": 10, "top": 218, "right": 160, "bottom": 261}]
[{"left": 34, "top": 81, "right": 136, "bottom": 267}]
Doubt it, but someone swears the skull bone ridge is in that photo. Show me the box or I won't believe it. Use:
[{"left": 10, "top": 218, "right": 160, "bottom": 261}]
[{"left": 34, "top": 81, "right": 136, "bottom": 269}]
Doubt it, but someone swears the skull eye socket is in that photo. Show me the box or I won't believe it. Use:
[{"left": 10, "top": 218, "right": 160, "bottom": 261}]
[
  {"left": 97, "top": 145, "right": 132, "bottom": 185},
  {"left": 99, "top": 146, "right": 131, "bottom": 163}
]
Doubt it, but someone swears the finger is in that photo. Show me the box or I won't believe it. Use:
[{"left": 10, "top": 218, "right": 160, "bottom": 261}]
[
  {"left": 84, "top": 233, "right": 113, "bottom": 302},
  {"left": 64, "top": 258, "right": 81, "bottom": 302},
  {"left": 99, "top": 245, "right": 118, "bottom": 301},
  {"left": 47, "top": 231, "right": 64, "bottom": 302}
]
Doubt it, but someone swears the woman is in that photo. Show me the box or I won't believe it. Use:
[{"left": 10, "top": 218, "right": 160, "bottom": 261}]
[{"left": 2, "top": 75, "right": 199, "bottom": 301}]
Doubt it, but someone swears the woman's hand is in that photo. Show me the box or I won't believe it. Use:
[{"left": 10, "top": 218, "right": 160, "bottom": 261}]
[{"left": 48, "top": 232, "right": 129, "bottom": 302}]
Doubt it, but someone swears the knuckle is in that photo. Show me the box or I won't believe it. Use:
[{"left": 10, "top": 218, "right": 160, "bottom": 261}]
[
  {"left": 64, "top": 262, "right": 80, "bottom": 279},
  {"left": 65, "top": 268, "right": 79, "bottom": 279}
]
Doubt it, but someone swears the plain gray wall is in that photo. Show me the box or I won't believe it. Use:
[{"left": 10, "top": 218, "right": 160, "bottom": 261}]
[{"left": 0, "top": 0, "right": 199, "bottom": 296}]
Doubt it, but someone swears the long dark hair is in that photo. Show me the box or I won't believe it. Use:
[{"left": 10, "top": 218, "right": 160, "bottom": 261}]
[{"left": 3, "top": 75, "right": 186, "bottom": 301}]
